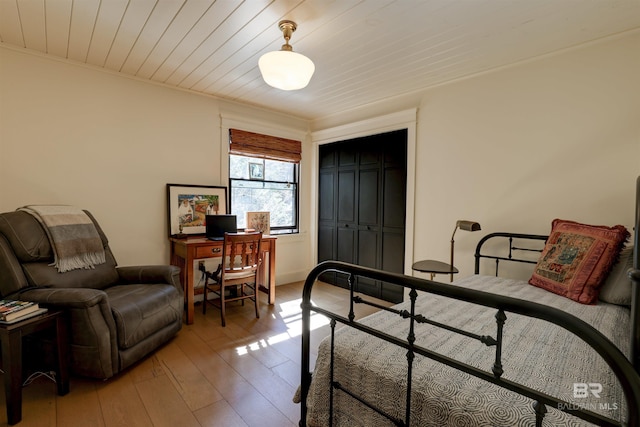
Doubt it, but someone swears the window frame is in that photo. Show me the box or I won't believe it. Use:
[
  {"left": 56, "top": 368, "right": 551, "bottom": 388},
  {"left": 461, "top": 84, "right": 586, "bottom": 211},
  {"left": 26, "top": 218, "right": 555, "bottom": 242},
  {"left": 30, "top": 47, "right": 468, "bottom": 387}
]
[{"left": 228, "top": 155, "right": 300, "bottom": 234}]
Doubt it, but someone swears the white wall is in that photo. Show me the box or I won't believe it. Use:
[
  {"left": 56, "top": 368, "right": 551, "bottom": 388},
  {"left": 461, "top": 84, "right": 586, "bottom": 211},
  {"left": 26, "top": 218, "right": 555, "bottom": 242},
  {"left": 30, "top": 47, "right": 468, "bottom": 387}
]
[
  {"left": 0, "top": 47, "right": 311, "bottom": 284},
  {"left": 416, "top": 32, "right": 640, "bottom": 280},
  {"left": 313, "top": 32, "right": 640, "bottom": 281},
  {"left": 2, "top": 31, "right": 638, "bottom": 288}
]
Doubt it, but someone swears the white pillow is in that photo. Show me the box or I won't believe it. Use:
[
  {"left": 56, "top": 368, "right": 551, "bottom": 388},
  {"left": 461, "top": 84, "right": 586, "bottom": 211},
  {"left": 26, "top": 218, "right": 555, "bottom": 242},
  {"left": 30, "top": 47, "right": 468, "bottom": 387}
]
[{"left": 598, "top": 246, "right": 634, "bottom": 306}]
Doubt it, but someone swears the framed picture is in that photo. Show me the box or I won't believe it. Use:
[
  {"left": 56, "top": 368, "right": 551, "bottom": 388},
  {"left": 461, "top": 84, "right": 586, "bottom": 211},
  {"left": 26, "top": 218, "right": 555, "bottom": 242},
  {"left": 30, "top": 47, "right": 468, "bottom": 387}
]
[
  {"left": 166, "top": 184, "right": 227, "bottom": 237},
  {"left": 246, "top": 211, "right": 270, "bottom": 235},
  {"left": 248, "top": 162, "right": 264, "bottom": 180}
]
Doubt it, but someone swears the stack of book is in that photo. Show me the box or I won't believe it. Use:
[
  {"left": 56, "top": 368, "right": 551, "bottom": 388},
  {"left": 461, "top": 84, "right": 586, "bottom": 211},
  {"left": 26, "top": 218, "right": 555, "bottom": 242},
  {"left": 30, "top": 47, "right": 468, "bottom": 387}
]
[{"left": 0, "top": 299, "right": 47, "bottom": 324}]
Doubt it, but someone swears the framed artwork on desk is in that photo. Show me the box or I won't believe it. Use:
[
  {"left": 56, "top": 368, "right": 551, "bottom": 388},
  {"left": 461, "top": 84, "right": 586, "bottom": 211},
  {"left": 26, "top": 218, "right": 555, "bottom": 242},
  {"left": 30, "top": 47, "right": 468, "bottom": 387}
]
[
  {"left": 166, "top": 184, "right": 227, "bottom": 237},
  {"left": 246, "top": 211, "right": 270, "bottom": 234}
]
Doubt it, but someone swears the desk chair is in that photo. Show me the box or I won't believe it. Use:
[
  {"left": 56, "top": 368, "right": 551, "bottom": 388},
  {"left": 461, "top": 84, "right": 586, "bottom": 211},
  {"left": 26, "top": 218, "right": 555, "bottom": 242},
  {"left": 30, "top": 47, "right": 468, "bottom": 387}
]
[{"left": 203, "top": 232, "right": 262, "bottom": 326}]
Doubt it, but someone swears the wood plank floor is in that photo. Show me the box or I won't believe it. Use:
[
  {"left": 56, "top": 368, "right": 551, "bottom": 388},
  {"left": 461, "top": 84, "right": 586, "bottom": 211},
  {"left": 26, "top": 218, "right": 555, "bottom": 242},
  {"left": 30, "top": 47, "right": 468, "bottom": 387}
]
[{"left": 0, "top": 281, "right": 392, "bottom": 427}]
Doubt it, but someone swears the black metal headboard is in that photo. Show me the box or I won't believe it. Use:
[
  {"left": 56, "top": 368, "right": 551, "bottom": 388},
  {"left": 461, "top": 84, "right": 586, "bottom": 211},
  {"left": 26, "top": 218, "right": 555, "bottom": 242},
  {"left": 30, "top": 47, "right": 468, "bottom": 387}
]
[{"left": 474, "top": 232, "right": 548, "bottom": 276}]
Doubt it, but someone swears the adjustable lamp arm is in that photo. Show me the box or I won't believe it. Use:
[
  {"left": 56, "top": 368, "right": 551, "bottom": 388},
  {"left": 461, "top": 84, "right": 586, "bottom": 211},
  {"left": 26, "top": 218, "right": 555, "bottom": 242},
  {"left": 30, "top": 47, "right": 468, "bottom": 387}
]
[{"left": 449, "top": 220, "right": 481, "bottom": 282}]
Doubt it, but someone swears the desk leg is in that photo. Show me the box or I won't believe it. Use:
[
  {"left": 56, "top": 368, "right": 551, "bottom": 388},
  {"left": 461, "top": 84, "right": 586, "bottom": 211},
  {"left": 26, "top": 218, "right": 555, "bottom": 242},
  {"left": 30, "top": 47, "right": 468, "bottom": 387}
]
[
  {"left": 55, "top": 315, "right": 70, "bottom": 396},
  {"left": 171, "top": 249, "right": 194, "bottom": 325},
  {"left": 185, "top": 254, "right": 195, "bottom": 325},
  {"left": 2, "top": 330, "right": 23, "bottom": 425},
  {"left": 268, "top": 243, "right": 276, "bottom": 304}
]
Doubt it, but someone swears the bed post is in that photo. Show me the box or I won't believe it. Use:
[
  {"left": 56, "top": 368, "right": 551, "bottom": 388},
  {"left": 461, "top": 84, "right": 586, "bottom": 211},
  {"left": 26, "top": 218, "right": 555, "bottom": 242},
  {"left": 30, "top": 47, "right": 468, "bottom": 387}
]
[{"left": 630, "top": 176, "right": 640, "bottom": 373}]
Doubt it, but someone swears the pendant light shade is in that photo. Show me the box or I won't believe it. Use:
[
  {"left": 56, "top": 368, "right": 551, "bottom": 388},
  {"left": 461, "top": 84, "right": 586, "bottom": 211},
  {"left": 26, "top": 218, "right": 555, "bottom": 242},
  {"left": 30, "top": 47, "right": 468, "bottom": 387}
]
[{"left": 259, "top": 20, "right": 315, "bottom": 91}]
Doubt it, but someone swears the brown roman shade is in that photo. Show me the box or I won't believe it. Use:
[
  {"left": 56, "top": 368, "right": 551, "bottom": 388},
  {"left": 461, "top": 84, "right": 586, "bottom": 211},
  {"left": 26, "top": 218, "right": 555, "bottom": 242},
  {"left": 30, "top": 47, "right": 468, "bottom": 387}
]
[{"left": 229, "top": 129, "right": 301, "bottom": 163}]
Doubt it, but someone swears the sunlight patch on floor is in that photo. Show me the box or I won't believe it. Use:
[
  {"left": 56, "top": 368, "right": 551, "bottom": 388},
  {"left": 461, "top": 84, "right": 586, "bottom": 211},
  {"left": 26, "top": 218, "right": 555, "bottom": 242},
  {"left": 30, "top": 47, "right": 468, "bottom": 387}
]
[{"left": 235, "top": 297, "right": 330, "bottom": 355}]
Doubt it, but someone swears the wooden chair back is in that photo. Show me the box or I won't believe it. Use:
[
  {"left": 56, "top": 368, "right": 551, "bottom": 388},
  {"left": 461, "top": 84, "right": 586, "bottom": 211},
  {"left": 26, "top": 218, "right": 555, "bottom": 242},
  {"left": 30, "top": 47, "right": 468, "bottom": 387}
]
[{"left": 220, "top": 232, "right": 263, "bottom": 284}]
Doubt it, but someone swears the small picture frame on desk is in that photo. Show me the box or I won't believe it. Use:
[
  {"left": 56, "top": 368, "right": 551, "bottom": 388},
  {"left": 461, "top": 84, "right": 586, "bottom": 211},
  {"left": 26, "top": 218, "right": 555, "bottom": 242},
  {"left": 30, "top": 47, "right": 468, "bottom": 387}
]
[
  {"left": 246, "top": 211, "right": 270, "bottom": 234},
  {"left": 166, "top": 184, "right": 227, "bottom": 237}
]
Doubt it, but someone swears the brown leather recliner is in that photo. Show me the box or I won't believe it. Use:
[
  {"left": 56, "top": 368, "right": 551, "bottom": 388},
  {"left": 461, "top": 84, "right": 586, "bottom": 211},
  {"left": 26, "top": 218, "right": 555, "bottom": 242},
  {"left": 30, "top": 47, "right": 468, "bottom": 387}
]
[{"left": 0, "top": 210, "right": 183, "bottom": 379}]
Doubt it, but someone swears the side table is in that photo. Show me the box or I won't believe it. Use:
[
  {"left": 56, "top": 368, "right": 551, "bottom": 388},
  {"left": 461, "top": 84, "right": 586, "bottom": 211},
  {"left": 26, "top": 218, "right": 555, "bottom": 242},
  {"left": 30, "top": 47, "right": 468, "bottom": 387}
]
[
  {"left": 412, "top": 260, "right": 459, "bottom": 281},
  {"left": 0, "top": 309, "right": 69, "bottom": 425}
]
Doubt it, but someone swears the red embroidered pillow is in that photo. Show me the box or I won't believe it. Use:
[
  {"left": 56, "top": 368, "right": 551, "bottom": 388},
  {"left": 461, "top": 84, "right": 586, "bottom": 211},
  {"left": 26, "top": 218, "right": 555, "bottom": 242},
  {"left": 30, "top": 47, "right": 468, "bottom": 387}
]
[{"left": 529, "top": 219, "right": 629, "bottom": 304}]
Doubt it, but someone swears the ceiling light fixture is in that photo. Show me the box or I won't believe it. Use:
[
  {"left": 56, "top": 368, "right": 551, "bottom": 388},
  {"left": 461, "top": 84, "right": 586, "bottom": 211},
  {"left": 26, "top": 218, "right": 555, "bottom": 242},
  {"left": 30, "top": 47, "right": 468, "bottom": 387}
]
[{"left": 259, "top": 20, "right": 315, "bottom": 91}]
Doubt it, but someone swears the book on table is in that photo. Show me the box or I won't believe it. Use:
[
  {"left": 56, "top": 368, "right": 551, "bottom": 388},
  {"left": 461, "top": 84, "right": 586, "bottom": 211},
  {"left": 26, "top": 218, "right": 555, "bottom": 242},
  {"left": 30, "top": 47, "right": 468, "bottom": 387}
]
[
  {"left": 0, "top": 307, "right": 48, "bottom": 324},
  {"left": 0, "top": 299, "right": 42, "bottom": 322}
]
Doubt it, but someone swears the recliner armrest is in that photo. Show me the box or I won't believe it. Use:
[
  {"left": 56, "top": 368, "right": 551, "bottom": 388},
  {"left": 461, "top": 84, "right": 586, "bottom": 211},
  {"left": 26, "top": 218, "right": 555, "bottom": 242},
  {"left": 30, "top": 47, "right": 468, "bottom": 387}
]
[
  {"left": 116, "top": 265, "right": 182, "bottom": 293},
  {"left": 19, "top": 287, "right": 109, "bottom": 308}
]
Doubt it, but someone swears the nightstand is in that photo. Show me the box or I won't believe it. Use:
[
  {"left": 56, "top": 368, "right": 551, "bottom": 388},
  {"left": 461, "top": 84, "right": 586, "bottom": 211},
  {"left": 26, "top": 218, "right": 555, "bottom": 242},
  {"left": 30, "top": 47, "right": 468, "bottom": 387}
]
[{"left": 0, "top": 309, "right": 69, "bottom": 425}]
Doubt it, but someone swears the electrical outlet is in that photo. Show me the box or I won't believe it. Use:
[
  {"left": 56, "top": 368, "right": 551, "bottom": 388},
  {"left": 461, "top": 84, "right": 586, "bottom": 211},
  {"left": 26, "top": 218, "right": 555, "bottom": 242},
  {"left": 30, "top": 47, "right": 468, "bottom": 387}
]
[{"left": 198, "top": 261, "right": 206, "bottom": 272}]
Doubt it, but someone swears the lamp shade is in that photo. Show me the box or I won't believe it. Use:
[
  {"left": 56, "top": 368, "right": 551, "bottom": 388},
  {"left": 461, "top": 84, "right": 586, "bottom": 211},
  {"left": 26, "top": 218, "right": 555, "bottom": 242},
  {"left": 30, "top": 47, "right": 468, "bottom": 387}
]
[
  {"left": 456, "top": 220, "right": 481, "bottom": 232},
  {"left": 259, "top": 50, "right": 315, "bottom": 91}
]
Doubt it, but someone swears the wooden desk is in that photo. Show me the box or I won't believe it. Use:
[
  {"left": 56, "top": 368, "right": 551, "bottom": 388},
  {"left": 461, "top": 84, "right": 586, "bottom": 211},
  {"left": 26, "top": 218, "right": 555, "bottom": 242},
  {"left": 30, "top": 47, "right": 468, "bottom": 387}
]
[
  {"left": 0, "top": 309, "right": 69, "bottom": 425},
  {"left": 170, "top": 235, "right": 276, "bottom": 324}
]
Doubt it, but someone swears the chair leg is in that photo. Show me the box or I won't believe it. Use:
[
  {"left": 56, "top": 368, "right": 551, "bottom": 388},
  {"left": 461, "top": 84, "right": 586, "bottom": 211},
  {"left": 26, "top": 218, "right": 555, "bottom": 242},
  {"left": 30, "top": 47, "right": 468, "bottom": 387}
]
[
  {"left": 220, "top": 285, "right": 226, "bottom": 327},
  {"left": 202, "top": 278, "right": 208, "bottom": 315},
  {"left": 254, "top": 282, "right": 260, "bottom": 319}
]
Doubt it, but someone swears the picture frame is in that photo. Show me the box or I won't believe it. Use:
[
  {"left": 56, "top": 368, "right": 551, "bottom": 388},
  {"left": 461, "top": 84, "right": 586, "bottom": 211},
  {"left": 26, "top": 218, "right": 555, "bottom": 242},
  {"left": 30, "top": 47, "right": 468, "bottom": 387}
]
[
  {"left": 248, "top": 162, "right": 264, "bottom": 180},
  {"left": 246, "top": 211, "right": 270, "bottom": 235},
  {"left": 166, "top": 184, "right": 227, "bottom": 237}
]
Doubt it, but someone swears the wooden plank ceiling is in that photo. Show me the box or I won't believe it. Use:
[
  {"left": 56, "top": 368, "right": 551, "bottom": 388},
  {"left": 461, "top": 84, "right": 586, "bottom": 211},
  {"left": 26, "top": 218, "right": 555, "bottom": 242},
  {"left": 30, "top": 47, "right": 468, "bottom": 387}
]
[{"left": 1, "top": 0, "right": 639, "bottom": 121}]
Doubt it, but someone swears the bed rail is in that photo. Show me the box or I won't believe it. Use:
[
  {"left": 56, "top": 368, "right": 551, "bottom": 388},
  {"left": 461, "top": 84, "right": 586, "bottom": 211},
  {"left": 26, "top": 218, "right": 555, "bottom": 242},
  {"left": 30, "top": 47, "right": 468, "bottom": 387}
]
[{"left": 300, "top": 261, "right": 640, "bottom": 427}]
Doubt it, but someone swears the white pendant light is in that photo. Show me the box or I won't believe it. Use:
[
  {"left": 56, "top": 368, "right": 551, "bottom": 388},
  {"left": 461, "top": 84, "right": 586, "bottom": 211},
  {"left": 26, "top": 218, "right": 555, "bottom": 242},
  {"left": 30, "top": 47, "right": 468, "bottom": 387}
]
[{"left": 259, "top": 20, "right": 315, "bottom": 91}]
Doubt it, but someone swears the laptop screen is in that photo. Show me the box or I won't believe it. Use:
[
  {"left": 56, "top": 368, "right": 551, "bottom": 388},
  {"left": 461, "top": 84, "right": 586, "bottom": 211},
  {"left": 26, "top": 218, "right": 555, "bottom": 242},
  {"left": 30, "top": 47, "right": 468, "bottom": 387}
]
[{"left": 205, "top": 215, "right": 237, "bottom": 240}]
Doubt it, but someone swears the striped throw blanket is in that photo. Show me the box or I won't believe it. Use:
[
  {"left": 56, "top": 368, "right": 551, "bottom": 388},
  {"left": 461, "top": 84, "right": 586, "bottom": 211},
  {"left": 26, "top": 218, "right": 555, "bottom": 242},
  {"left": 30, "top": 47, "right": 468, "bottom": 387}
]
[{"left": 19, "top": 205, "right": 106, "bottom": 273}]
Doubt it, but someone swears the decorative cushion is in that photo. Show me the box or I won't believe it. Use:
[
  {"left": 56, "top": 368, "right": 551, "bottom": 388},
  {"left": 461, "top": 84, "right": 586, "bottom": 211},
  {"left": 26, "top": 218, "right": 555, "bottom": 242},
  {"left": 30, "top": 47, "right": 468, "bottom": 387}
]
[
  {"left": 598, "top": 246, "right": 634, "bottom": 306},
  {"left": 529, "top": 219, "right": 629, "bottom": 304}
]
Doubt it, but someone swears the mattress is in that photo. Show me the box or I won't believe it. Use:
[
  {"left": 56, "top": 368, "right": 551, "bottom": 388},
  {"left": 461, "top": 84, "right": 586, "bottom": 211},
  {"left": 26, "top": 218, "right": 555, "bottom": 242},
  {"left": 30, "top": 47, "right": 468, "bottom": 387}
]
[{"left": 304, "top": 275, "right": 630, "bottom": 426}]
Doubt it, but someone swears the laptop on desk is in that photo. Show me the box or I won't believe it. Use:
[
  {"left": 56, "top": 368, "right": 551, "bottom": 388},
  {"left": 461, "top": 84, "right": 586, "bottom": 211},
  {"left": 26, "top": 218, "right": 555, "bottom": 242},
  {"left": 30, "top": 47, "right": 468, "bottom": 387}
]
[{"left": 205, "top": 215, "right": 237, "bottom": 241}]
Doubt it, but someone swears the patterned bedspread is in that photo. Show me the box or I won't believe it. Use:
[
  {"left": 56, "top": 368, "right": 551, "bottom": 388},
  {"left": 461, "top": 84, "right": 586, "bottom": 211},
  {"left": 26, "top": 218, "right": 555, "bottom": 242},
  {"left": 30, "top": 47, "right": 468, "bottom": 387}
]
[{"left": 304, "top": 275, "right": 630, "bottom": 426}]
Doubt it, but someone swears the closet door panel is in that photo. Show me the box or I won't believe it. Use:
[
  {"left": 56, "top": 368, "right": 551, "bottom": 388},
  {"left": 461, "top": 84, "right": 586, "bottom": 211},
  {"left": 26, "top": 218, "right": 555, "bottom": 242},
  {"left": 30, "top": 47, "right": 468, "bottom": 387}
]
[
  {"left": 336, "top": 226, "right": 356, "bottom": 288},
  {"left": 358, "top": 169, "right": 379, "bottom": 226},
  {"left": 383, "top": 167, "right": 406, "bottom": 229},
  {"left": 319, "top": 171, "right": 335, "bottom": 222},
  {"left": 337, "top": 227, "right": 356, "bottom": 264},
  {"left": 337, "top": 170, "right": 356, "bottom": 224}
]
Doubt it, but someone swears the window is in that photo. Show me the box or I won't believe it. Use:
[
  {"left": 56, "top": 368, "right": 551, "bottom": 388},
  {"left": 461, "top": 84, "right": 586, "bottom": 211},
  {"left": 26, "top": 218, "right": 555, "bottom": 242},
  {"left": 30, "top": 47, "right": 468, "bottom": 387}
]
[{"left": 228, "top": 129, "right": 300, "bottom": 234}]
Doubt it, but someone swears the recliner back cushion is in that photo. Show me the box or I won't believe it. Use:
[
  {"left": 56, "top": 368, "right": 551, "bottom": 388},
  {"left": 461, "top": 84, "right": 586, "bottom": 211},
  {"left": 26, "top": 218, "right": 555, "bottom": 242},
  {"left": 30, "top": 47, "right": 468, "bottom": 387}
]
[
  {"left": 0, "top": 211, "right": 53, "bottom": 262},
  {"left": 0, "top": 234, "right": 29, "bottom": 296},
  {"left": 22, "top": 250, "right": 119, "bottom": 289},
  {"left": 0, "top": 210, "right": 119, "bottom": 289}
]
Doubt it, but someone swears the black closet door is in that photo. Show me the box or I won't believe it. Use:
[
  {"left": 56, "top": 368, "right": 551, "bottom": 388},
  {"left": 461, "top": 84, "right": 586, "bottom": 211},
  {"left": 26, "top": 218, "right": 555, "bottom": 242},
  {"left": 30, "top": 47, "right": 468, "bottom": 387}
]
[
  {"left": 318, "top": 149, "right": 336, "bottom": 284},
  {"left": 317, "top": 129, "right": 407, "bottom": 303}
]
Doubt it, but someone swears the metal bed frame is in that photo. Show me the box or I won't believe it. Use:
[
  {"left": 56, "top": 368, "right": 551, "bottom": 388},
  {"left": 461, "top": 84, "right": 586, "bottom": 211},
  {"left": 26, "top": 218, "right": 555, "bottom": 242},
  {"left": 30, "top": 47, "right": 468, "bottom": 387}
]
[{"left": 299, "top": 179, "right": 640, "bottom": 427}]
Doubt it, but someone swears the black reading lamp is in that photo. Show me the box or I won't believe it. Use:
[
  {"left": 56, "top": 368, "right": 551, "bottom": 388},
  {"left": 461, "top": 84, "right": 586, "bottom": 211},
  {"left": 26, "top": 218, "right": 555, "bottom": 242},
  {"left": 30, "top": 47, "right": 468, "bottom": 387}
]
[{"left": 450, "top": 220, "right": 481, "bottom": 282}]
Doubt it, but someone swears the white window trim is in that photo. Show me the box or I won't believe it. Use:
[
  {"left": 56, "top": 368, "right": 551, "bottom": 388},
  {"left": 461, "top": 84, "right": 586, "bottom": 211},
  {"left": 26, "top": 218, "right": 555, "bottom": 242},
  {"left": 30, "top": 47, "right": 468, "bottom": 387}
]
[{"left": 220, "top": 113, "right": 307, "bottom": 238}]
